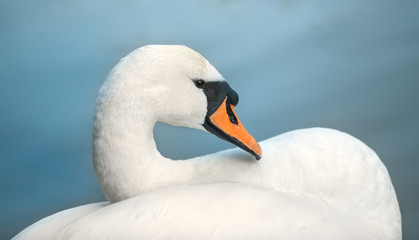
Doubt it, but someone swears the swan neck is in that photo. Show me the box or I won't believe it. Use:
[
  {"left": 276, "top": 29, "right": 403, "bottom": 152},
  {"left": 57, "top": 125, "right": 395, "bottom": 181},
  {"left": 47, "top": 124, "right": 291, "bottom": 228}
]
[{"left": 92, "top": 95, "right": 170, "bottom": 202}]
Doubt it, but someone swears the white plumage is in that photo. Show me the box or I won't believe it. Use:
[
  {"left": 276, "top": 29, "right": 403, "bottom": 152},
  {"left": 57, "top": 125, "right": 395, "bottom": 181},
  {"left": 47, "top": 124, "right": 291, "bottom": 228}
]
[{"left": 13, "top": 45, "right": 401, "bottom": 240}]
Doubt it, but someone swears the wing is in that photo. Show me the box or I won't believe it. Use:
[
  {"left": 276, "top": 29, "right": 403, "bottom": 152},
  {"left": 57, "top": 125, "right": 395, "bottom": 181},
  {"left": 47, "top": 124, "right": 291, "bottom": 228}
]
[
  {"left": 53, "top": 183, "right": 369, "bottom": 240},
  {"left": 13, "top": 202, "right": 108, "bottom": 239}
]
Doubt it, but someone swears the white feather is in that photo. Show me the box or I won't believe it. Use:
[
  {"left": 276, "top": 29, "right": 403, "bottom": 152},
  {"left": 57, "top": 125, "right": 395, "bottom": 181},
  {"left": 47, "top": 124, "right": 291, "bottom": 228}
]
[{"left": 13, "top": 45, "right": 401, "bottom": 240}]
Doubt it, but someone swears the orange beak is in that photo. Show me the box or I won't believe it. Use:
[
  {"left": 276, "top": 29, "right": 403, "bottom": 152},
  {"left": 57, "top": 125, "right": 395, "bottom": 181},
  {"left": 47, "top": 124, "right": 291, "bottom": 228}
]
[{"left": 204, "top": 98, "right": 262, "bottom": 160}]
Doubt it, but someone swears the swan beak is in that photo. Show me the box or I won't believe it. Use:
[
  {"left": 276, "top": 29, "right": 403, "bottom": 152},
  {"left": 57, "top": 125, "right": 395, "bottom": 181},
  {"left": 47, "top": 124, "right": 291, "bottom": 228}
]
[{"left": 203, "top": 98, "right": 262, "bottom": 160}]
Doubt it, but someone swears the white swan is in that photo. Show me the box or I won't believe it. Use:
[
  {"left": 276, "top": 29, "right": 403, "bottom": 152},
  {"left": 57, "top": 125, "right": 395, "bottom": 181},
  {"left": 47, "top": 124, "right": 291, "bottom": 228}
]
[{"left": 13, "top": 45, "right": 401, "bottom": 239}]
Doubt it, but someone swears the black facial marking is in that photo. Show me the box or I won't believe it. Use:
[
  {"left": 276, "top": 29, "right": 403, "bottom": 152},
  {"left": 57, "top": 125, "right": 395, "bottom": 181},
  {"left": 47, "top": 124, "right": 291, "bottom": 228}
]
[
  {"left": 197, "top": 81, "right": 239, "bottom": 117},
  {"left": 226, "top": 88, "right": 239, "bottom": 106}
]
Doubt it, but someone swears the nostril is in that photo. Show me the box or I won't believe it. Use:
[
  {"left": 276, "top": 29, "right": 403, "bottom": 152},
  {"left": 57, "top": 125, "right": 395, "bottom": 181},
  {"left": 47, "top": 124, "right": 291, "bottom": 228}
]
[
  {"left": 229, "top": 115, "right": 238, "bottom": 124},
  {"left": 226, "top": 103, "right": 238, "bottom": 125}
]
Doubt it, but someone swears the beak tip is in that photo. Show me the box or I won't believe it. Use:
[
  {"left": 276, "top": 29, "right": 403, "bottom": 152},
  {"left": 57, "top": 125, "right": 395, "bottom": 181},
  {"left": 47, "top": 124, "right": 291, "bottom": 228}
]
[{"left": 254, "top": 144, "right": 262, "bottom": 161}]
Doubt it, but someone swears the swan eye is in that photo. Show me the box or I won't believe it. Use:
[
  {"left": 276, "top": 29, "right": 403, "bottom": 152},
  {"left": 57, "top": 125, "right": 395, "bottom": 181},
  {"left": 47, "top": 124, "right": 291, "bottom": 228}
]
[{"left": 193, "top": 79, "right": 206, "bottom": 89}]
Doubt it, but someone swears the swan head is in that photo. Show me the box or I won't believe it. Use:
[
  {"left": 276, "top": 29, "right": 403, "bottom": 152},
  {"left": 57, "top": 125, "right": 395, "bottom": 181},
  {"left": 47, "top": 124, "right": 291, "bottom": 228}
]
[{"left": 100, "top": 45, "right": 261, "bottom": 159}]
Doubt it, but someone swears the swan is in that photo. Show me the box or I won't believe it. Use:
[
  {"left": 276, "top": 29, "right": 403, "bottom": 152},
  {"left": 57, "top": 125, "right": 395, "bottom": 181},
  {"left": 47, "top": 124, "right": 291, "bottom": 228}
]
[{"left": 13, "top": 45, "right": 401, "bottom": 239}]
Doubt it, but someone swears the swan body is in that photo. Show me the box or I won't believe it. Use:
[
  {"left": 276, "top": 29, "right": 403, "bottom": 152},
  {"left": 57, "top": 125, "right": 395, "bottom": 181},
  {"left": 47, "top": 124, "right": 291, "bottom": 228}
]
[
  {"left": 14, "top": 183, "right": 380, "bottom": 240},
  {"left": 14, "top": 45, "right": 401, "bottom": 239}
]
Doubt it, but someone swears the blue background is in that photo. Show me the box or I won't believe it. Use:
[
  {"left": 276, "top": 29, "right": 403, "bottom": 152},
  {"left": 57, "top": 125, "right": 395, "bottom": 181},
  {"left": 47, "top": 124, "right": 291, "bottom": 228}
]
[{"left": 1, "top": 0, "right": 418, "bottom": 239}]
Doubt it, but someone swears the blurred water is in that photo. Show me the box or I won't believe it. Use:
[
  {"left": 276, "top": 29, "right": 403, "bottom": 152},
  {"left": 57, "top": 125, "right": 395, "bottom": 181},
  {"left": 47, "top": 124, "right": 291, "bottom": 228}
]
[{"left": 1, "top": 0, "right": 418, "bottom": 239}]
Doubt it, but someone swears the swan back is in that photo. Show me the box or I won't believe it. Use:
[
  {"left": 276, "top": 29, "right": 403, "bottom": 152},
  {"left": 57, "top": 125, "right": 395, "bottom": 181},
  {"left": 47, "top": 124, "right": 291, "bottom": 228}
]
[{"left": 46, "top": 183, "right": 373, "bottom": 240}]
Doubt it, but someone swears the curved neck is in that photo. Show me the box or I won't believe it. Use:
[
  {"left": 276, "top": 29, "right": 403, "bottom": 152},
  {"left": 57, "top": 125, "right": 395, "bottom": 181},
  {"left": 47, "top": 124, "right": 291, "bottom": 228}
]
[{"left": 92, "top": 96, "right": 198, "bottom": 203}]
